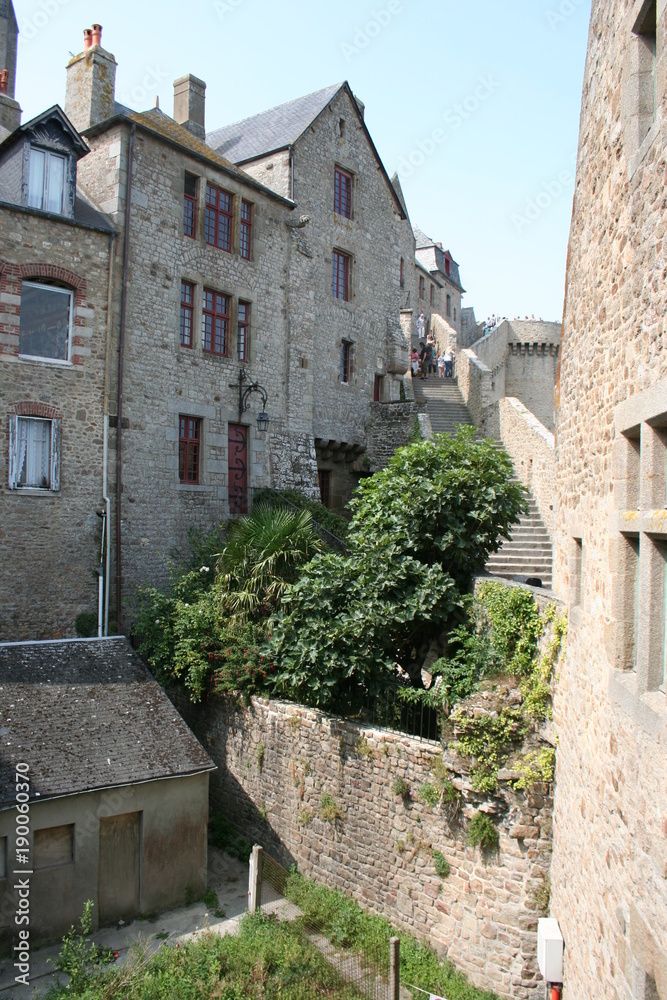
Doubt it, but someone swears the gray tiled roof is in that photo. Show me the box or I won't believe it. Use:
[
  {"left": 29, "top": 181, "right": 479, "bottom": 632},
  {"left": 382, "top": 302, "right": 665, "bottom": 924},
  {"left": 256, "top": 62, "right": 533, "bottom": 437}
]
[
  {"left": 414, "top": 226, "right": 465, "bottom": 292},
  {"left": 0, "top": 638, "right": 215, "bottom": 809},
  {"left": 206, "top": 83, "right": 344, "bottom": 163}
]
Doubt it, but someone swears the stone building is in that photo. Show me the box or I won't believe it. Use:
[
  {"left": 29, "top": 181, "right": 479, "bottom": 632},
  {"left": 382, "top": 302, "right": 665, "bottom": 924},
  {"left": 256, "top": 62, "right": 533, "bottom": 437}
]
[
  {"left": 412, "top": 225, "right": 464, "bottom": 345},
  {"left": 550, "top": 1, "right": 667, "bottom": 997},
  {"left": 60, "top": 40, "right": 416, "bottom": 622},
  {"left": 0, "top": 637, "right": 215, "bottom": 949},
  {"left": 0, "top": 29, "right": 115, "bottom": 641}
]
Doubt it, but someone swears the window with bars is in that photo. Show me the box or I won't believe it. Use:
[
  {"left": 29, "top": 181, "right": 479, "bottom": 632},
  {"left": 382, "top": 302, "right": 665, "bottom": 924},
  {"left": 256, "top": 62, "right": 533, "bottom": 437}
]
[
  {"left": 28, "top": 148, "right": 66, "bottom": 214},
  {"left": 419, "top": 276, "right": 425, "bottom": 299},
  {"left": 183, "top": 173, "right": 197, "bottom": 238},
  {"left": 332, "top": 250, "right": 350, "bottom": 301},
  {"left": 202, "top": 288, "right": 229, "bottom": 355},
  {"left": 340, "top": 340, "right": 352, "bottom": 384},
  {"left": 205, "top": 183, "right": 233, "bottom": 252},
  {"left": 240, "top": 200, "right": 252, "bottom": 260},
  {"left": 179, "top": 415, "right": 201, "bottom": 484},
  {"left": 180, "top": 280, "right": 194, "bottom": 348},
  {"left": 237, "top": 301, "right": 250, "bottom": 361},
  {"left": 8, "top": 415, "right": 61, "bottom": 490},
  {"left": 334, "top": 168, "right": 352, "bottom": 218}
]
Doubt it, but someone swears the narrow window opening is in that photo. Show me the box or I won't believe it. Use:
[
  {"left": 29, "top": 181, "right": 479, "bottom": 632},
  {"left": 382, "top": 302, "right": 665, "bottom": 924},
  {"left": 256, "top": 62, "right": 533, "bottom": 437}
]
[
  {"left": 237, "top": 301, "right": 250, "bottom": 361},
  {"left": 340, "top": 340, "right": 352, "bottom": 384},
  {"left": 183, "top": 173, "right": 197, "bottom": 238},
  {"left": 180, "top": 280, "right": 194, "bottom": 348},
  {"left": 319, "top": 469, "right": 331, "bottom": 507},
  {"left": 179, "top": 416, "right": 201, "bottom": 484},
  {"left": 572, "top": 537, "right": 583, "bottom": 607},
  {"left": 339, "top": 118, "right": 345, "bottom": 138},
  {"left": 332, "top": 250, "right": 351, "bottom": 301},
  {"left": 202, "top": 288, "right": 229, "bottom": 355},
  {"left": 240, "top": 200, "right": 253, "bottom": 260}
]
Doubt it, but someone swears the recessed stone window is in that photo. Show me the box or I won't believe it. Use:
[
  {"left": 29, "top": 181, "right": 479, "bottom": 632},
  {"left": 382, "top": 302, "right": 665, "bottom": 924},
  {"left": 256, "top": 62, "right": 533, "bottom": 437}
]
[
  {"left": 623, "top": 0, "right": 659, "bottom": 160},
  {"left": 610, "top": 381, "right": 667, "bottom": 707}
]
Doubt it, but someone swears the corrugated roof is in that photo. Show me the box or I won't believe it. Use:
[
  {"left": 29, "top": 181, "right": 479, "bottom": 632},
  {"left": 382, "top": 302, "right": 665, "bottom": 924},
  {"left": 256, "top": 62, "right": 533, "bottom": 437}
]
[
  {"left": 206, "top": 83, "right": 344, "bottom": 163},
  {"left": 0, "top": 638, "right": 215, "bottom": 809}
]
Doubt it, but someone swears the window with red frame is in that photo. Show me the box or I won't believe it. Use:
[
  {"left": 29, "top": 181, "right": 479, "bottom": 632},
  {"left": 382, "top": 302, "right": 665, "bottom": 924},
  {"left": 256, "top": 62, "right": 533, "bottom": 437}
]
[
  {"left": 400, "top": 257, "right": 404, "bottom": 288},
  {"left": 204, "top": 183, "right": 233, "bottom": 252},
  {"left": 202, "top": 289, "right": 229, "bottom": 355},
  {"left": 332, "top": 250, "right": 350, "bottom": 301},
  {"left": 240, "top": 200, "right": 252, "bottom": 260},
  {"left": 183, "top": 173, "right": 197, "bottom": 238},
  {"left": 419, "top": 276, "right": 425, "bottom": 299},
  {"left": 430, "top": 284, "right": 434, "bottom": 306},
  {"left": 180, "top": 280, "right": 194, "bottom": 347},
  {"left": 237, "top": 301, "right": 250, "bottom": 361},
  {"left": 179, "top": 415, "right": 201, "bottom": 484},
  {"left": 334, "top": 168, "right": 352, "bottom": 218},
  {"left": 340, "top": 340, "right": 352, "bottom": 383}
]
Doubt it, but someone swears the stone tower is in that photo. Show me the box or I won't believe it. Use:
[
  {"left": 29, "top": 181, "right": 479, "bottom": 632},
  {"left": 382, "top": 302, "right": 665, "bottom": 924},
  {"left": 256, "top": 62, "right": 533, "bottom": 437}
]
[
  {"left": 551, "top": 0, "right": 667, "bottom": 998},
  {"left": 65, "top": 24, "right": 117, "bottom": 132}
]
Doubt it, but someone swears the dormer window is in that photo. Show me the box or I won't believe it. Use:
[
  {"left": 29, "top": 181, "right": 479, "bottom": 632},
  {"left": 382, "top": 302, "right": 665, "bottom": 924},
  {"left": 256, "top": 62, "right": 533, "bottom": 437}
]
[{"left": 28, "top": 148, "right": 66, "bottom": 214}]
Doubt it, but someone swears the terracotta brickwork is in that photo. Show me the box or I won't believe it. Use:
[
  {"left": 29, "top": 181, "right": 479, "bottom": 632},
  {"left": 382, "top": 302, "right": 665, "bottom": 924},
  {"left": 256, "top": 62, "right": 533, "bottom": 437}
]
[{"left": 551, "top": 1, "right": 667, "bottom": 997}]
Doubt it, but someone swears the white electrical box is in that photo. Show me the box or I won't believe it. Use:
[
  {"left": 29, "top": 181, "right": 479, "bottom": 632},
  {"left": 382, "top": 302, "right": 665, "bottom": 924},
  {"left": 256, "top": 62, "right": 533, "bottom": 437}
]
[{"left": 537, "top": 918, "right": 563, "bottom": 982}]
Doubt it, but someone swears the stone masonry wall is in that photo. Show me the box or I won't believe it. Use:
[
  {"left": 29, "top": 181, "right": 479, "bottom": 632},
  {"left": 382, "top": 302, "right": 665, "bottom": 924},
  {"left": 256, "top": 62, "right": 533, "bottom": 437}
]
[
  {"left": 175, "top": 694, "right": 553, "bottom": 1000},
  {"left": 0, "top": 206, "right": 112, "bottom": 639},
  {"left": 498, "top": 398, "right": 555, "bottom": 539},
  {"left": 457, "top": 347, "right": 497, "bottom": 438},
  {"left": 551, "top": 2, "right": 667, "bottom": 998},
  {"left": 365, "top": 399, "right": 425, "bottom": 472}
]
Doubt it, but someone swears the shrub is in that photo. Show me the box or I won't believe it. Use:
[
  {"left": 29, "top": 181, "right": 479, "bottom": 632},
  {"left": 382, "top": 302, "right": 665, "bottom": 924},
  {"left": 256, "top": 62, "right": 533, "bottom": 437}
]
[
  {"left": 432, "top": 850, "right": 451, "bottom": 879},
  {"left": 466, "top": 812, "right": 500, "bottom": 852},
  {"left": 319, "top": 792, "right": 343, "bottom": 823},
  {"left": 417, "top": 782, "right": 440, "bottom": 807},
  {"left": 392, "top": 775, "right": 411, "bottom": 798},
  {"left": 49, "top": 900, "right": 114, "bottom": 991},
  {"left": 74, "top": 611, "right": 98, "bottom": 638}
]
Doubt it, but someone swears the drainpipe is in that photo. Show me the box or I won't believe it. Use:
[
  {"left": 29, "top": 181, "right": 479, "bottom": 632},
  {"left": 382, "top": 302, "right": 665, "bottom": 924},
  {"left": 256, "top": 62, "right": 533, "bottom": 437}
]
[
  {"left": 102, "top": 231, "right": 116, "bottom": 636},
  {"left": 116, "top": 123, "right": 136, "bottom": 633},
  {"left": 289, "top": 144, "right": 294, "bottom": 201}
]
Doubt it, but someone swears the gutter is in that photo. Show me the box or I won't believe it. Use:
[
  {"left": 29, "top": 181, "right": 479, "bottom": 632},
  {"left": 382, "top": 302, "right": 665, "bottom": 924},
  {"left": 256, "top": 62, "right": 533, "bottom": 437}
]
[{"left": 116, "top": 123, "right": 136, "bottom": 633}]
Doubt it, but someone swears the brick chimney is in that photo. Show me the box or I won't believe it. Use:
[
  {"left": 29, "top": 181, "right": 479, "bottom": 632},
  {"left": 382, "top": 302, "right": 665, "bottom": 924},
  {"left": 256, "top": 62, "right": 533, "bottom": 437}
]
[
  {"left": 65, "top": 25, "right": 117, "bottom": 132},
  {"left": 173, "top": 75, "right": 206, "bottom": 140},
  {"left": 0, "top": 0, "right": 20, "bottom": 132}
]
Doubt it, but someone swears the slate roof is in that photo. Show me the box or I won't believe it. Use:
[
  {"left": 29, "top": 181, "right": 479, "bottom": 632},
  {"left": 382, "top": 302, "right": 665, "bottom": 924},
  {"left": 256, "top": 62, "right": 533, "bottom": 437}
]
[
  {"left": 0, "top": 638, "right": 215, "bottom": 810},
  {"left": 206, "top": 83, "right": 344, "bottom": 164},
  {"left": 413, "top": 225, "right": 465, "bottom": 293}
]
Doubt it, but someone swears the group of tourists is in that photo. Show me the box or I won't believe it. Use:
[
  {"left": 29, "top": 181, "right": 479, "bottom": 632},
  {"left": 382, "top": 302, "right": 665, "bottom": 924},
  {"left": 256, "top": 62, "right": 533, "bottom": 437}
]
[{"left": 411, "top": 336, "right": 455, "bottom": 380}]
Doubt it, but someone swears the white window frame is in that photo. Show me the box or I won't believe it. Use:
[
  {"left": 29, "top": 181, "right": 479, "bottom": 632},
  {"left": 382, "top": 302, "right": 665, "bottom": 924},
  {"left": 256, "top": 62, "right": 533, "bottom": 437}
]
[
  {"left": 28, "top": 146, "right": 67, "bottom": 214},
  {"left": 18, "top": 281, "right": 73, "bottom": 364},
  {"left": 8, "top": 414, "right": 61, "bottom": 491}
]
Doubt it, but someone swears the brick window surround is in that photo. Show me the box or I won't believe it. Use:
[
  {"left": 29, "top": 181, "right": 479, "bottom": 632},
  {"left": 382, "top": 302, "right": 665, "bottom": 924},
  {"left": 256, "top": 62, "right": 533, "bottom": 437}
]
[
  {"left": 240, "top": 200, "right": 252, "bottom": 260},
  {"left": 237, "top": 301, "right": 250, "bottom": 361},
  {"left": 183, "top": 173, "right": 197, "bottom": 238},
  {"left": 334, "top": 168, "right": 352, "bottom": 219},
  {"left": 180, "top": 280, "right": 194, "bottom": 348},
  {"left": 202, "top": 288, "right": 229, "bottom": 356},
  {"left": 608, "top": 382, "right": 667, "bottom": 704},
  {"left": 7, "top": 401, "right": 62, "bottom": 491},
  {"left": 332, "top": 250, "right": 350, "bottom": 301},
  {"left": 204, "top": 183, "right": 233, "bottom": 252},
  {"left": 179, "top": 415, "right": 201, "bottom": 484},
  {"left": 0, "top": 262, "right": 87, "bottom": 365}
]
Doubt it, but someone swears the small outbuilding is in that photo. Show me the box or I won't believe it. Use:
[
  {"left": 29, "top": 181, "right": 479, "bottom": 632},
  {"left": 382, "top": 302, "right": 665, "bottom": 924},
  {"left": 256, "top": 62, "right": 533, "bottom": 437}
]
[{"left": 0, "top": 637, "right": 216, "bottom": 951}]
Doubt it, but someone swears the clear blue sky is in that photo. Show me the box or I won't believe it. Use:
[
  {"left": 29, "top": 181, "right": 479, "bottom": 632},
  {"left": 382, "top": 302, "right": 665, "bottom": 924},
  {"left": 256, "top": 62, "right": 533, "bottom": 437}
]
[{"left": 13, "top": 0, "right": 591, "bottom": 323}]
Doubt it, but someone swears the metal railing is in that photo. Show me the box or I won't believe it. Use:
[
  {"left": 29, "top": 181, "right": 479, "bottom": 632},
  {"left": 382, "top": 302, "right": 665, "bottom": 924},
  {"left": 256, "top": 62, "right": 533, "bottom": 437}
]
[{"left": 330, "top": 682, "right": 441, "bottom": 744}]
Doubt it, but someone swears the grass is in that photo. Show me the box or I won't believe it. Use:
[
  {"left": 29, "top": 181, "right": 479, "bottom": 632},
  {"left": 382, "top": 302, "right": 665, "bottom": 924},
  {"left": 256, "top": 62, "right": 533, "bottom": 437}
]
[{"left": 45, "top": 911, "right": 367, "bottom": 998}]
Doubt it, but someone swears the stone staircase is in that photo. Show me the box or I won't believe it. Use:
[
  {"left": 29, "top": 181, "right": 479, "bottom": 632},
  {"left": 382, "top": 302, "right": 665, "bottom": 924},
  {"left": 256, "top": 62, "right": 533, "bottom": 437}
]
[
  {"left": 485, "top": 493, "right": 553, "bottom": 590},
  {"left": 412, "top": 375, "right": 474, "bottom": 433},
  {"left": 412, "top": 375, "right": 553, "bottom": 589}
]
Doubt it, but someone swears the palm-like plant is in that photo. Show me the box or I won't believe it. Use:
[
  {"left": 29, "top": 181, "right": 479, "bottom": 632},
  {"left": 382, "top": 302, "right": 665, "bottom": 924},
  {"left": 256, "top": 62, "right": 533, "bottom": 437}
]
[{"left": 216, "top": 504, "right": 324, "bottom": 618}]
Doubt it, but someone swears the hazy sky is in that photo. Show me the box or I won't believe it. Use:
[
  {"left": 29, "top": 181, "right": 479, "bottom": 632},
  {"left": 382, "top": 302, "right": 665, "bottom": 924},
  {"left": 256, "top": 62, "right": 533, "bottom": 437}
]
[{"left": 12, "top": 0, "right": 591, "bottom": 322}]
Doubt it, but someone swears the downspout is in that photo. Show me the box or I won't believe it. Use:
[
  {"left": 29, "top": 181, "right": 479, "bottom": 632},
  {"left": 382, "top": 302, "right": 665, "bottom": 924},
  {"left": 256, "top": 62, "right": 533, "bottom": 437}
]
[
  {"left": 102, "top": 231, "right": 116, "bottom": 636},
  {"left": 289, "top": 144, "right": 294, "bottom": 201},
  {"left": 116, "top": 123, "right": 136, "bottom": 633}
]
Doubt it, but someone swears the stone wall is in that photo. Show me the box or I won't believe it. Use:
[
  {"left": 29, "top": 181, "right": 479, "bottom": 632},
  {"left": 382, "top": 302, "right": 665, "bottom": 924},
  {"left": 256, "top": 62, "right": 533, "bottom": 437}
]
[
  {"left": 0, "top": 206, "right": 112, "bottom": 640},
  {"left": 551, "top": 1, "right": 667, "bottom": 998},
  {"left": 175, "top": 693, "right": 553, "bottom": 1000},
  {"left": 457, "top": 347, "right": 497, "bottom": 438},
  {"left": 365, "top": 400, "right": 424, "bottom": 471},
  {"left": 498, "top": 398, "right": 555, "bottom": 538}
]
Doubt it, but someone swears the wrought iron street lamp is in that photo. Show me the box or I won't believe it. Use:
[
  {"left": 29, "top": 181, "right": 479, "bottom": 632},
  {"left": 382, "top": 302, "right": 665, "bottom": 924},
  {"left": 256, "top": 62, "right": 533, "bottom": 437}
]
[{"left": 230, "top": 369, "right": 270, "bottom": 433}]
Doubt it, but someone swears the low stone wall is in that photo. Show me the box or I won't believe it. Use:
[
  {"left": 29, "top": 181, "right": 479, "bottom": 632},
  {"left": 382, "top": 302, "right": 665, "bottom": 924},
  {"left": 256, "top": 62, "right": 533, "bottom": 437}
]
[
  {"left": 176, "top": 692, "right": 554, "bottom": 1000},
  {"left": 457, "top": 347, "right": 499, "bottom": 438},
  {"left": 365, "top": 400, "right": 424, "bottom": 471},
  {"left": 498, "top": 398, "right": 555, "bottom": 538}
]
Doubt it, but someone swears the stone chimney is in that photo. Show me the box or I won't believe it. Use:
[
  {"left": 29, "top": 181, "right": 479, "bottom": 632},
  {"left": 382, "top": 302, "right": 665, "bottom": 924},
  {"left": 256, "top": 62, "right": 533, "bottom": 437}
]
[
  {"left": 173, "top": 75, "right": 206, "bottom": 140},
  {"left": 0, "top": 0, "right": 20, "bottom": 132},
  {"left": 65, "top": 24, "right": 117, "bottom": 132}
]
